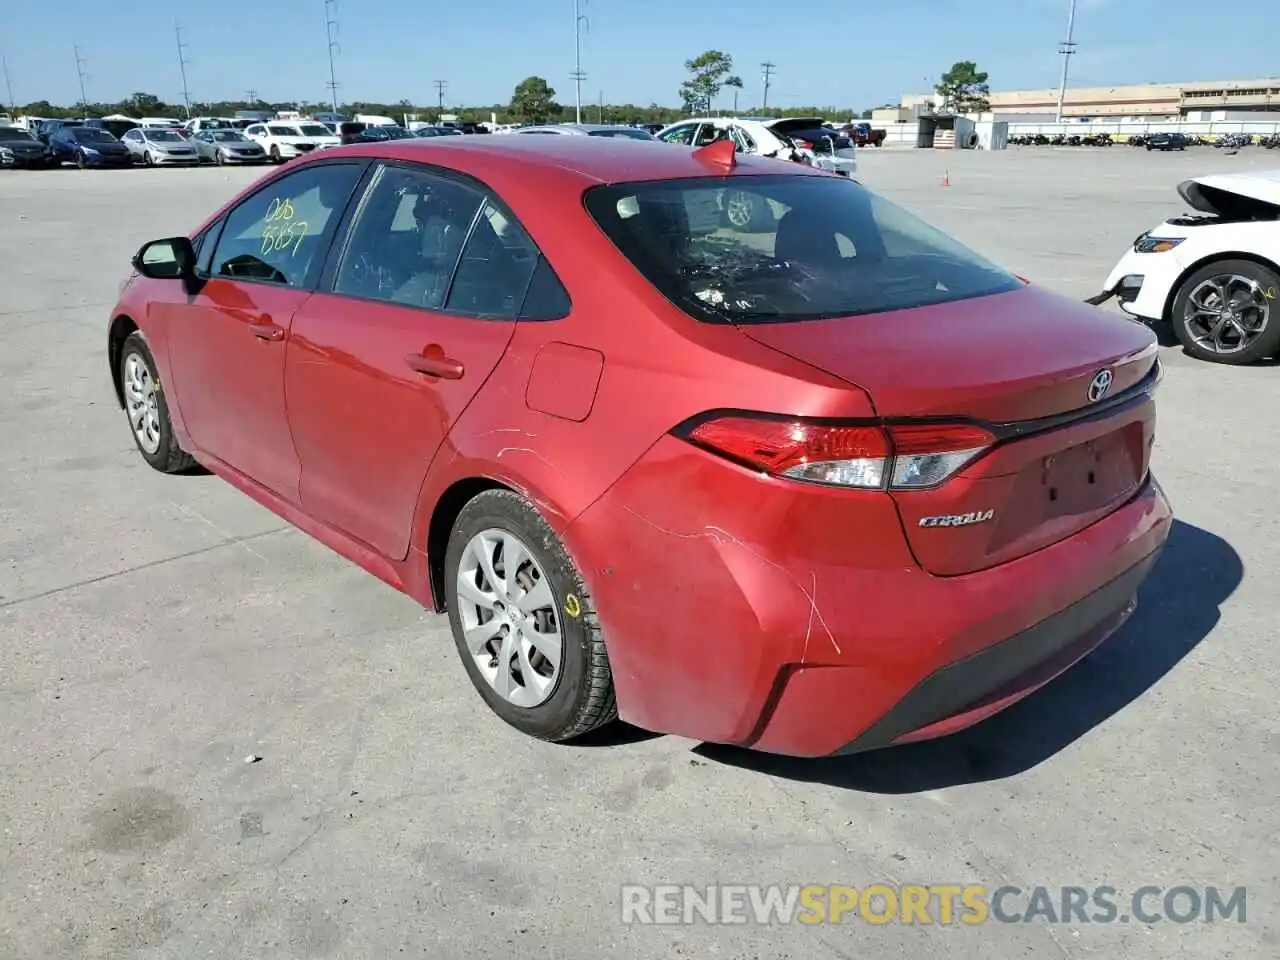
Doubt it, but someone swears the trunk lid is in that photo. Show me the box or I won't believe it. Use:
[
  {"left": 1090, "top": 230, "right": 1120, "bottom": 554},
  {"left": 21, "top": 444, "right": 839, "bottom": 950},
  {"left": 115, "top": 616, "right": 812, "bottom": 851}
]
[{"left": 740, "top": 285, "right": 1160, "bottom": 575}]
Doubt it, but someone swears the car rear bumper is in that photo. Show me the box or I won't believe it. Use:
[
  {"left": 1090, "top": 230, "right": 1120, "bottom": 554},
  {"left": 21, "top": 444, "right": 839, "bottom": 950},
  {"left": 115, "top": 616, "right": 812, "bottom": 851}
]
[{"left": 567, "top": 435, "right": 1173, "bottom": 757}]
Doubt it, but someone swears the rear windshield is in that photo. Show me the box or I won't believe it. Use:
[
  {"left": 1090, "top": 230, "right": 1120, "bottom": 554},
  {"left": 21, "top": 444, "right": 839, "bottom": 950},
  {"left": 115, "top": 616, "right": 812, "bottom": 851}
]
[
  {"left": 583, "top": 174, "right": 1021, "bottom": 324},
  {"left": 298, "top": 123, "right": 331, "bottom": 137}
]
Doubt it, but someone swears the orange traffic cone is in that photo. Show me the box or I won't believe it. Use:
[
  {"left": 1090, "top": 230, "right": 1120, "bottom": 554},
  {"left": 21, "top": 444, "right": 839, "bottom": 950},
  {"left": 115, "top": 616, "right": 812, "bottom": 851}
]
[{"left": 942, "top": 169, "right": 951, "bottom": 187}]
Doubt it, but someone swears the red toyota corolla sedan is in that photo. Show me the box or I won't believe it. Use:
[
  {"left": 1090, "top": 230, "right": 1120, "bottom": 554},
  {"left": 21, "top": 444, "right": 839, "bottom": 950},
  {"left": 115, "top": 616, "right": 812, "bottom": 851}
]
[{"left": 107, "top": 135, "right": 1172, "bottom": 757}]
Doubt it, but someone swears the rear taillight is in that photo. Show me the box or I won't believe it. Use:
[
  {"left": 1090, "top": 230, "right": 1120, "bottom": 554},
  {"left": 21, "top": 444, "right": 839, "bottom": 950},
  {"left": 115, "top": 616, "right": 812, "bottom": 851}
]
[{"left": 680, "top": 415, "right": 994, "bottom": 490}]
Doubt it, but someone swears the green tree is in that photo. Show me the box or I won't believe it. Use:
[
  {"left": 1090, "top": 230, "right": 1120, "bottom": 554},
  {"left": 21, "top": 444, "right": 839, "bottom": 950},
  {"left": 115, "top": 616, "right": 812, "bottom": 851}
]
[
  {"left": 934, "top": 61, "right": 990, "bottom": 114},
  {"left": 678, "top": 50, "right": 733, "bottom": 115},
  {"left": 724, "top": 75, "right": 744, "bottom": 113},
  {"left": 124, "top": 92, "right": 169, "bottom": 116},
  {"left": 509, "top": 76, "right": 560, "bottom": 124}
]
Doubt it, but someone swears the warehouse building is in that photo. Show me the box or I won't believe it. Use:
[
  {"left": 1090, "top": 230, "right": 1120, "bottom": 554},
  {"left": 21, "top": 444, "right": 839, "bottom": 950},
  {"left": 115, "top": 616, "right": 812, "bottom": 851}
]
[{"left": 889, "top": 78, "right": 1280, "bottom": 122}]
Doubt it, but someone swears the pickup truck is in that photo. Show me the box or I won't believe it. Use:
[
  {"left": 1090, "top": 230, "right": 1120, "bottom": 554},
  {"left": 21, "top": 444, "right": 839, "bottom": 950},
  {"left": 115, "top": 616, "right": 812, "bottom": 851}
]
[{"left": 842, "top": 121, "right": 886, "bottom": 147}]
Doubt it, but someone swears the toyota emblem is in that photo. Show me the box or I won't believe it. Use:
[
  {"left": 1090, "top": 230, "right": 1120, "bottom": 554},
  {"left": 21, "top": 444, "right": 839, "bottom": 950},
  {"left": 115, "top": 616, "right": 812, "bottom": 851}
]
[{"left": 1088, "top": 369, "right": 1114, "bottom": 403}]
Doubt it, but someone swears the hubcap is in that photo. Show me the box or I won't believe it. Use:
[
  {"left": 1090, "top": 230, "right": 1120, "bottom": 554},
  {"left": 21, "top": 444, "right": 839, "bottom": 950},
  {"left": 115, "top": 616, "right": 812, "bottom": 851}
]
[
  {"left": 724, "top": 191, "right": 753, "bottom": 227},
  {"left": 123, "top": 352, "right": 162, "bottom": 454},
  {"left": 455, "top": 529, "right": 562, "bottom": 708},
  {"left": 1184, "top": 274, "right": 1271, "bottom": 354}
]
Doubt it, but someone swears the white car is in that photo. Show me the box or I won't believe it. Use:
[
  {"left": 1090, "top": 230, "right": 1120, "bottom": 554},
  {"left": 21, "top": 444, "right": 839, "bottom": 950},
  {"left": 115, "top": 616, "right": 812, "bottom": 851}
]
[
  {"left": 656, "top": 116, "right": 856, "bottom": 176},
  {"left": 243, "top": 121, "right": 341, "bottom": 163},
  {"left": 1093, "top": 170, "right": 1280, "bottom": 365}
]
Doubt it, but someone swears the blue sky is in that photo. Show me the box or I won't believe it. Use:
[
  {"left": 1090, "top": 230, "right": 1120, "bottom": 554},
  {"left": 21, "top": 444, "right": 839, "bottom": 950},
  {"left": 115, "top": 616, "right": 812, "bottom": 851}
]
[{"left": 3, "top": 0, "right": 1277, "bottom": 110}]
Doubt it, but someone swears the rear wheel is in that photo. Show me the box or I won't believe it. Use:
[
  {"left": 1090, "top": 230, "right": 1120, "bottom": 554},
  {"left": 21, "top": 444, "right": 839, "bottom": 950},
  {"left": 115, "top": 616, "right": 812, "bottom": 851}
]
[
  {"left": 444, "top": 489, "right": 616, "bottom": 742},
  {"left": 119, "top": 332, "right": 196, "bottom": 472},
  {"left": 1171, "top": 258, "right": 1280, "bottom": 364}
]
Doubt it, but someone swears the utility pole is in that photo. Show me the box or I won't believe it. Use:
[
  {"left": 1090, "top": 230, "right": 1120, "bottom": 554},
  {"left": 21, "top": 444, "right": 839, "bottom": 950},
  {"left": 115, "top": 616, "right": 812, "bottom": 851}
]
[
  {"left": 73, "top": 46, "right": 89, "bottom": 113},
  {"left": 174, "top": 23, "right": 192, "bottom": 119},
  {"left": 246, "top": 89, "right": 258, "bottom": 105},
  {"left": 434, "top": 80, "right": 448, "bottom": 114},
  {"left": 760, "top": 61, "right": 775, "bottom": 110},
  {"left": 598, "top": 89, "right": 603, "bottom": 124},
  {"left": 2, "top": 56, "right": 16, "bottom": 115},
  {"left": 324, "top": 0, "right": 340, "bottom": 114},
  {"left": 571, "top": 0, "right": 589, "bottom": 124},
  {"left": 1055, "top": 0, "right": 1078, "bottom": 123}
]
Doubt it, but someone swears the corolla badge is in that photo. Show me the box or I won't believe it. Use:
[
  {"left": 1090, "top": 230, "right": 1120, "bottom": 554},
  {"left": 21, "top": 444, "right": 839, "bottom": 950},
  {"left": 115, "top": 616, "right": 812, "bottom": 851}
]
[
  {"left": 919, "top": 510, "right": 995, "bottom": 528},
  {"left": 1088, "top": 369, "right": 1114, "bottom": 403}
]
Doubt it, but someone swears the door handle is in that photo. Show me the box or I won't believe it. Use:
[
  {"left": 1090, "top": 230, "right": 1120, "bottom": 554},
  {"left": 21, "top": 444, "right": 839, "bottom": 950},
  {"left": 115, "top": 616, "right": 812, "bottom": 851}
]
[
  {"left": 249, "top": 322, "right": 285, "bottom": 342},
  {"left": 405, "top": 349, "right": 464, "bottom": 380}
]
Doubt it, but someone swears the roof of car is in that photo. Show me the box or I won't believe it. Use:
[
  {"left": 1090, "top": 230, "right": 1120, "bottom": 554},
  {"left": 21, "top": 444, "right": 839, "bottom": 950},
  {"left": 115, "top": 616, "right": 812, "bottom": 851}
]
[{"left": 314, "top": 133, "right": 829, "bottom": 186}]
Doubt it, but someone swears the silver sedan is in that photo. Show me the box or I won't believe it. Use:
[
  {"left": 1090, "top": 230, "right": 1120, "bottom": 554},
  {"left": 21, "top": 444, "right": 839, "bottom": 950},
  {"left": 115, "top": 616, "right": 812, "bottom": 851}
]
[
  {"left": 512, "top": 123, "right": 656, "bottom": 140},
  {"left": 119, "top": 128, "right": 200, "bottom": 166},
  {"left": 190, "top": 129, "right": 270, "bottom": 165}
]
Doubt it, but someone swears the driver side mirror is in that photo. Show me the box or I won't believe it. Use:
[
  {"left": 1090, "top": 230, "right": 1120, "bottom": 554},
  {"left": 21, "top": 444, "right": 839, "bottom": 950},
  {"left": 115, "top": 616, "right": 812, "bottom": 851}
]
[{"left": 132, "top": 236, "right": 196, "bottom": 281}]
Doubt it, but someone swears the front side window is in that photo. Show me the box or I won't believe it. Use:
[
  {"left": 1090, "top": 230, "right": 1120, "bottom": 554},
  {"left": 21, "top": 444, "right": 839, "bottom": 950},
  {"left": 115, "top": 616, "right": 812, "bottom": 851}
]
[
  {"left": 208, "top": 163, "right": 363, "bottom": 287},
  {"left": 692, "top": 124, "right": 722, "bottom": 147},
  {"left": 333, "top": 165, "right": 483, "bottom": 309},
  {"left": 267, "top": 124, "right": 298, "bottom": 137},
  {"left": 584, "top": 174, "right": 1021, "bottom": 324}
]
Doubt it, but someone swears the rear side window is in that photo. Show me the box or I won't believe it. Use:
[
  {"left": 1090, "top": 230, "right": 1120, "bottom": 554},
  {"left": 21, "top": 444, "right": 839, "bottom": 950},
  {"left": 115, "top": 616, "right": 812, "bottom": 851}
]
[{"left": 583, "top": 174, "right": 1021, "bottom": 324}]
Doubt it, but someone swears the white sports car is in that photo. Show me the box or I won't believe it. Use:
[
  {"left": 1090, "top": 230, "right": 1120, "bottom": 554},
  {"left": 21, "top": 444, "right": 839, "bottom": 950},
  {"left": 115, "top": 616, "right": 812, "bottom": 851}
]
[{"left": 1090, "top": 169, "right": 1280, "bottom": 364}]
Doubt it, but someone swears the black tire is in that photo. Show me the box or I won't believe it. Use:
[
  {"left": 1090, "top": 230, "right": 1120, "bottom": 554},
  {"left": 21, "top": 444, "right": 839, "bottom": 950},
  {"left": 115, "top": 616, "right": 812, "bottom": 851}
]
[
  {"left": 444, "top": 489, "right": 617, "bottom": 742},
  {"left": 215, "top": 150, "right": 225, "bottom": 166},
  {"left": 269, "top": 145, "right": 281, "bottom": 164},
  {"left": 1170, "top": 258, "right": 1280, "bottom": 365},
  {"left": 118, "top": 332, "right": 197, "bottom": 473},
  {"left": 76, "top": 151, "right": 86, "bottom": 169},
  {"left": 143, "top": 151, "right": 154, "bottom": 167}
]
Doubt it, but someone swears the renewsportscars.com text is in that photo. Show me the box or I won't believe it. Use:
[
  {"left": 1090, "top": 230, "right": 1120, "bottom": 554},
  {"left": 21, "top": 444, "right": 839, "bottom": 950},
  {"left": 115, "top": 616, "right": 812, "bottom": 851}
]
[{"left": 620, "top": 884, "right": 1247, "bottom": 926}]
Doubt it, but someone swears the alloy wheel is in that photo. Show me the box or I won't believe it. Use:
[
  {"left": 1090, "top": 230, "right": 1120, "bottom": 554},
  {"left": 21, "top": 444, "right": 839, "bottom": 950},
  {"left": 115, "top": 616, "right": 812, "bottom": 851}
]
[
  {"left": 724, "top": 190, "right": 754, "bottom": 228},
  {"left": 123, "top": 352, "right": 162, "bottom": 455},
  {"left": 455, "top": 529, "right": 562, "bottom": 708},
  {"left": 1183, "top": 274, "right": 1271, "bottom": 355}
]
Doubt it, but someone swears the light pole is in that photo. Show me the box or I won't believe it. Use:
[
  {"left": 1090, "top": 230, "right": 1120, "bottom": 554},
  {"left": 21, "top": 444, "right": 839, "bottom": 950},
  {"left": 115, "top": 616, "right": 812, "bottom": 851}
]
[
  {"left": 174, "top": 24, "right": 192, "bottom": 119},
  {"left": 572, "top": 0, "right": 589, "bottom": 124},
  {"left": 324, "top": 0, "right": 340, "bottom": 114},
  {"left": 1055, "top": 0, "right": 1078, "bottom": 123}
]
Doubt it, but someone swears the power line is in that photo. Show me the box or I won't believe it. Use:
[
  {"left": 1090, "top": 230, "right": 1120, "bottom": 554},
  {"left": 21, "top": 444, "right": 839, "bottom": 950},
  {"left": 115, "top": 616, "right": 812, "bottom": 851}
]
[
  {"left": 324, "top": 0, "right": 340, "bottom": 113},
  {"left": 434, "top": 79, "right": 448, "bottom": 113},
  {"left": 572, "top": 0, "right": 589, "bottom": 124},
  {"left": 174, "top": 23, "right": 192, "bottom": 119},
  {"left": 760, "top": 61, "right": 776, "bottom": 109},
  {"left": 73, "top": 45, "right": 89, "bottom": 112},
  {"left": 1055, "top": 0, "right": 1078, "bottom": 122}
]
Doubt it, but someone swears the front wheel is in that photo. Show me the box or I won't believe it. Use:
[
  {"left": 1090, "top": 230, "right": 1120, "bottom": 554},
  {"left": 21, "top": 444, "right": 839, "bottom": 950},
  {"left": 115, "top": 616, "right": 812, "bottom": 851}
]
[
  {"left": 215, "top": 150, "right": 225, "bottom": 166},
  {"left": 444, "top": 489, "right": 617, "bottom": 743},
  {"left": 119, "top": 332, "right": 196, "bottom": 472},
  {"left": 269, "top": 145, "right": 282, "bottom": 164},
  {"left": 143, "top": 151, "right": 155, "bottom": 166},
  {"left": 1170, "top": 258, "right": 1280, "bottom": 364}
]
